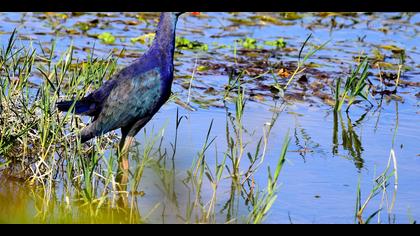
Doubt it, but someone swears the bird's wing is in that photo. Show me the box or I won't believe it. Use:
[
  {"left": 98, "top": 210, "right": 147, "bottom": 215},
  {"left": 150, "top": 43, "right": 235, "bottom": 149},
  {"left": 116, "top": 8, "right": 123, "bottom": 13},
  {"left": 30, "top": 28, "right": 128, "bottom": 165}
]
[
  {"left": 82, "top": 59, "right": 145, "bottom": 117},
  {"left": 83, "top": 67, "right": 162, "bottom": 137}
]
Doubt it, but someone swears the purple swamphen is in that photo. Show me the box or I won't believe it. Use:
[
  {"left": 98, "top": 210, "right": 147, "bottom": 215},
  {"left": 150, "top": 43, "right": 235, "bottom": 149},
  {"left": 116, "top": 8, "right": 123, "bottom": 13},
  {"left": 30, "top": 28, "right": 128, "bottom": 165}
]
[{"left": 56, "top": 12, "right": 185, "bottom": 187}]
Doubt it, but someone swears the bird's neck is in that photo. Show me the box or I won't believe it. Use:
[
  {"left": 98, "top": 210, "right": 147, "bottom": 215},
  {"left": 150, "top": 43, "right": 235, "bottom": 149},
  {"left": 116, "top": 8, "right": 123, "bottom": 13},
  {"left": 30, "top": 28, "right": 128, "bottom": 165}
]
[{"left": 150, "top": 13, "right": 178, "bottom": 66}]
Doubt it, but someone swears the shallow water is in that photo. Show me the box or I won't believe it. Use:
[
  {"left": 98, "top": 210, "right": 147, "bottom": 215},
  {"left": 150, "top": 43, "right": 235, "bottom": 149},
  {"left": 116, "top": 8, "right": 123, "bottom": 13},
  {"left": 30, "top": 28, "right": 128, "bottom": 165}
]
[{"left": 0, "top": 12, "right": 419, "bottom": 223}]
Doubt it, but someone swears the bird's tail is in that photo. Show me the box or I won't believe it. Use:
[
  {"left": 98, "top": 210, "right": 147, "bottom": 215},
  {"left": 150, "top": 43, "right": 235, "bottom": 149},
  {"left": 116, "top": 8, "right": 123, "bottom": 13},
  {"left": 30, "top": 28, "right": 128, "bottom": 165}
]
[
  {"left": 56, "top": 100, "right": 92, "bottom": 115},
  {"left": 57, "top": 99, "right": 98, "bottom": 143}
]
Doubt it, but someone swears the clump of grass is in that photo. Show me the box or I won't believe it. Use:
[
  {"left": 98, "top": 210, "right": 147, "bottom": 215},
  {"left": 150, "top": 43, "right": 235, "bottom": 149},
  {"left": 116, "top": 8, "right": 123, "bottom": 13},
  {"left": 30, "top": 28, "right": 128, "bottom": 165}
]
[
  {"left": 355, "top": 102, "right": 399, "bottom": 224},
  {"left": 248, "top": 131, "right": 290, "bottom": 224},
  {"left": 355, "top": 148, "right": 398, "bottom": 224},
  {"left": 220, "top": 71, "right": 291, "bottom": 223},
  {"left": 334, "top": 57, "right": 372, "bottom": 112},
  {"left": 0, "top": 31, "right": 127, "bottom": 221}
]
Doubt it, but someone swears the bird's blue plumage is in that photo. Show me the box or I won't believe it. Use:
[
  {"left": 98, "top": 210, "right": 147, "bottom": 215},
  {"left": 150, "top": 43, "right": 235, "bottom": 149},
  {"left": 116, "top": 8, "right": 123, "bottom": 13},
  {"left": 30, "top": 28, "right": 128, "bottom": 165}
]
[{"left": 57, "top": 12, "right": 182, "bottom": 143}]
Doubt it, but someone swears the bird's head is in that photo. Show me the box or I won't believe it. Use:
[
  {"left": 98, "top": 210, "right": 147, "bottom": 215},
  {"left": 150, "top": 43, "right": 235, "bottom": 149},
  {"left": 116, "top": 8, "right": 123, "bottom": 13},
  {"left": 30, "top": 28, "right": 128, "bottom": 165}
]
[
  {"left": 173, "top": 12, "right": 200, "bottom": 17},
  {"left": 174, "top": 12, "right": 185, "bottom": 17}
]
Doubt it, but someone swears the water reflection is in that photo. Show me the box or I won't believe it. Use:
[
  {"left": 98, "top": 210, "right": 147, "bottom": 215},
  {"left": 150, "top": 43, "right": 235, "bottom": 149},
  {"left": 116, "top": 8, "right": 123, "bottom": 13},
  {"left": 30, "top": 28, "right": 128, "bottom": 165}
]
[
  {"left": 0, "top": 173, "right": 140, "bottom": 223},
  {"left": 332, "top": 111, "right": 368, "bottom": 169}
]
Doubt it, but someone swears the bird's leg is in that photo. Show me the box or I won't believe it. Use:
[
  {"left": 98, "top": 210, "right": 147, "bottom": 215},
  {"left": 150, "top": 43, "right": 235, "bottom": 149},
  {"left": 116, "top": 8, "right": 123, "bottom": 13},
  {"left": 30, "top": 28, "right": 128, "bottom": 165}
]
[
  {"left": 115, "top": 128, "right": 134, "bottom": 208},
  {"left": 115, "top": 118, "right": 151, "bottom": 207},
  {"left": 120, "top": 135, "right": 134, "bottom": 175}
]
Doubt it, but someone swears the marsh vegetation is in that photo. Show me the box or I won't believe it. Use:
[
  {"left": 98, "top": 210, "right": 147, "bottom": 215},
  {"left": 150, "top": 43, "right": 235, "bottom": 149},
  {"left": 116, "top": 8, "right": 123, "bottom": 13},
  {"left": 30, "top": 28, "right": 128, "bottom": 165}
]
[{"left": 0, "top": 12, "right": 419, "bottom": 224}]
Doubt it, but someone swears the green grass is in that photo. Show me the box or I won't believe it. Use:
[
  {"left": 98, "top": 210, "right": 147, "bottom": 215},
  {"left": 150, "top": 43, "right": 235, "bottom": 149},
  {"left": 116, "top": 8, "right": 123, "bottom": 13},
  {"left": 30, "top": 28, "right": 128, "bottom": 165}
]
[
  {"left": 0, "top": 31, "right": 290, "bottom": 224},
  {"left": 334, "top": 56, "right": 372, "bottom": 112},
  {"left": 283, "top": 34, "right": 329, "bottom": 90},
  {"left": 354, "top": 102, "right": 400, "bottom": 224},
  {"left": 355, "top": 148, "right": 398, "bottom": 224},
  {"left": 248, "top": 130, "right": 290, "bottom": 224}
]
